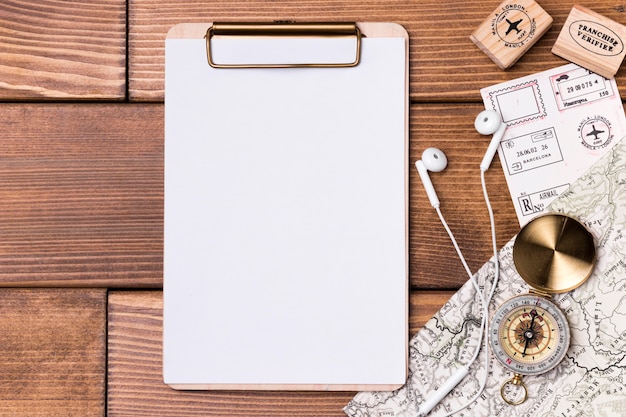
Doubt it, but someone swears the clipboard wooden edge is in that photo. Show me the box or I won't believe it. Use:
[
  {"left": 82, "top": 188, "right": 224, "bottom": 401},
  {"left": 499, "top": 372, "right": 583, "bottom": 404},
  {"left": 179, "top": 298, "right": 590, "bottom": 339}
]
[
  {"left": 163, "top": 21, "right": 410, "bottom": 392},
  {"left": 166, "top": 21, "right": 408, "bottom": 41}
]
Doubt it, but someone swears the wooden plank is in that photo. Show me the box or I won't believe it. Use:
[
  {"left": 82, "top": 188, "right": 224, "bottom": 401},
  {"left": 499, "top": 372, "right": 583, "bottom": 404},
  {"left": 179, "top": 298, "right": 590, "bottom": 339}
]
[
  {"left": 409, "top": 291, "right": 454, "bottom": 333},
  {"left": 0, "top": 102, "right": 519, "bottom": 289},
  {"left": 107, "top": 290, "right": 453, "bottom": 416},
  {"left": 0, "top": 288, "right": 106, "bottom": 416},
  {"left": 0, "top": 104, "right": 163, "bottom": 287},
  {"left": 0, "top": 0, "right": 126, "bottom": 100},
  {"left": 128, "top": 0, "right": 626, "bottom": 102},
  {"left": 410, "top": 103, "right": 520, "bottom": 290}
]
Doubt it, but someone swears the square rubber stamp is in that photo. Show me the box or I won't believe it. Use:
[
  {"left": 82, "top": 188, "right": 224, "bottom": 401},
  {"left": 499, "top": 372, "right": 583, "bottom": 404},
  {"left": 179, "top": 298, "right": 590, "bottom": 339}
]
[
  {"left": 552, "top": 5, "right": 626, "bottom": 79},
  {"left": 470, "top": 0, "right": 553, "bottom": 69}
]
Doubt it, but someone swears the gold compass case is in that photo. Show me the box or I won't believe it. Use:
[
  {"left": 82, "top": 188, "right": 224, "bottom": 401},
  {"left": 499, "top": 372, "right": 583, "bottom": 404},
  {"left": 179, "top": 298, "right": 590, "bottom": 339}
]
[
  {"left": 512, "top": 213, "right": 596, "bottom": 295},
  {"left": 489, "top": 213, "right": 597, "bottom": 405}
]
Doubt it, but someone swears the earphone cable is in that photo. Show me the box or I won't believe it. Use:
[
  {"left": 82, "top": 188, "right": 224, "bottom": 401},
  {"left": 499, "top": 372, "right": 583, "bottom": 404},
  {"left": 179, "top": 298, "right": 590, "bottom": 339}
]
[
  {"left": 424, "top": 171, "right": 501, "bottom": 417},
  {"left": 434, "top": 207, "right": 475, "bottom": 281}
]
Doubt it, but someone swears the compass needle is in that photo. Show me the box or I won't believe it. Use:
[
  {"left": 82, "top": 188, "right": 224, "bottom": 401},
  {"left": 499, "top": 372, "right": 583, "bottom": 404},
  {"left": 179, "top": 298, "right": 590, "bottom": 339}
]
[{"left": 490, "top": 214, "right": 595, "bottom": 406}]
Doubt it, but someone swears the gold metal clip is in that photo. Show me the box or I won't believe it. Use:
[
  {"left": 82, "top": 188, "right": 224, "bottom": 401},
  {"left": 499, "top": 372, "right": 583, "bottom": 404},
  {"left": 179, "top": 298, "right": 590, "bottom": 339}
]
[
  {"left": 205, "top": 22, "right": 362, "bottom": 68},
  {"left": 501, "top": 373, "right": 528, "bottom": 405}
]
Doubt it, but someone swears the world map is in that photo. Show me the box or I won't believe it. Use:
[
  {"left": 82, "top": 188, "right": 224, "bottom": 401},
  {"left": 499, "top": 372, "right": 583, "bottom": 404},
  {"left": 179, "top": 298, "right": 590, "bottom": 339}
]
[{"left": 344, "top": 137, "right": 626, "bottom": 417}]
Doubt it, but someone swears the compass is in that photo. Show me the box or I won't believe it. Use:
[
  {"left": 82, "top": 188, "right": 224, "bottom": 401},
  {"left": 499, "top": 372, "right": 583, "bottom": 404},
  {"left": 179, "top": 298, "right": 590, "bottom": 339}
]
[{"left": 489, "top": 214, "right": 596, "bottom": 405}]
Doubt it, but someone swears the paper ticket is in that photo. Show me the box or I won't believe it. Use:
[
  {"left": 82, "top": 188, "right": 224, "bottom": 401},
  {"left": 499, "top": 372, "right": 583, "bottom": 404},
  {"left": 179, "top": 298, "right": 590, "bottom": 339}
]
[{"left": 480, "top": 63, "right": 626, "bottom": 226}]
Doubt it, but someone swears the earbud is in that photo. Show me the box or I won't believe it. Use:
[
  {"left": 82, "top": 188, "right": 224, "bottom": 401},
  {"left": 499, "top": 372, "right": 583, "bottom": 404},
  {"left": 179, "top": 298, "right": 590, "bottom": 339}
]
[
  {"left": 415, "top": 147, "right": 448, "bottom": 208},
  {"left": 475, "top": 110, "right": 506, "bottom": 172},
  {"left": 418, "top": 366, "right": 470, "bottom": 416}
]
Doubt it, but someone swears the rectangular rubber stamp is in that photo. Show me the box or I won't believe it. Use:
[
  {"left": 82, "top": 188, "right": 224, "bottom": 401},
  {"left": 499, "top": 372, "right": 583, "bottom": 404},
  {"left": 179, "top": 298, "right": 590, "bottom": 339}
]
[
  {"left": 470, "top": 0, "right": 553, "bottom": 69},
  {"left": 552, "top": 5, "right": 626, "bottom": 79}
]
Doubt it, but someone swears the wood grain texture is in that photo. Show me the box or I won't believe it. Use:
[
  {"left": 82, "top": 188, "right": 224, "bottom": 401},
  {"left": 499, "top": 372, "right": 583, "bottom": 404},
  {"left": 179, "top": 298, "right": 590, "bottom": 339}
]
[
  {"left": 470, "top": 0, "right": 553, "bottom": 69},
  {"left": 409, "top": 291, "right": 454, "bottom": 334},
  {"left": 128, "top": 0, "right": 626, "bottom": 102},
  {"left": 8, "top": 1, "right": 625, "bottom": 416},
  {"left": 0, "top": 104, "right": 163, "bottom": 287},
  {"left": 0, "top": 0, "right": 126, "bottom": 100},
  {"left": 552, "top": 4, "right": 626, "bottom": 79},
  {"left": 410, "top": 103, "right": 520, "bottom": 289},
  {"left": 0, "top": 102, "right": 518, "bottom": 289},
  {"left": 0, "top": 288, "right": 106, "bottom": 416},
  {"left": 107, "top": 290, "right": 451, "bottom": 416}
]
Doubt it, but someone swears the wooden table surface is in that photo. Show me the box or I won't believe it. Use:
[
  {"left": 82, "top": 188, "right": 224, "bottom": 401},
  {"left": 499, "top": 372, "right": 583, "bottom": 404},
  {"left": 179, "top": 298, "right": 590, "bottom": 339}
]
[{"left": 1, "top": 1, "right": 624, "bottom": 415}]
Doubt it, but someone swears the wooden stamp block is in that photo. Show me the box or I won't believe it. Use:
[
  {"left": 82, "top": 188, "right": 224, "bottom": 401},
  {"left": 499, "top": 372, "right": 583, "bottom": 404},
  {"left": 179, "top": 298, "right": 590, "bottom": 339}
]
[
  {"left": 552, "top": 5, "right": 626, "bottom": 79},
  {"left": 470, "top": 0, "right": 553, "bottom": 69}
]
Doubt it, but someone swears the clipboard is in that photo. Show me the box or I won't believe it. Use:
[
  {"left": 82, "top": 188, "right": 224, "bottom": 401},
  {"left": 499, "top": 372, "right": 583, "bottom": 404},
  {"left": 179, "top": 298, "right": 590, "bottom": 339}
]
[{"left": 163, "top": 21, "right": 409, "bottom": 391}]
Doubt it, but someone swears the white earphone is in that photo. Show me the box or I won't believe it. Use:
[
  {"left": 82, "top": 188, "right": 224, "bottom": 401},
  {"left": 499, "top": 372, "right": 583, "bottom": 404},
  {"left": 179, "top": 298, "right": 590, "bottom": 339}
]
[
  {"left": 415, "top": 110, "right": 505, "bottom": 416},
  {"left": 474, "top": 109, "right": 506, "bottom": 172},
  {"left": 415, "top": 147, "right": 448, "bottom": 209}
]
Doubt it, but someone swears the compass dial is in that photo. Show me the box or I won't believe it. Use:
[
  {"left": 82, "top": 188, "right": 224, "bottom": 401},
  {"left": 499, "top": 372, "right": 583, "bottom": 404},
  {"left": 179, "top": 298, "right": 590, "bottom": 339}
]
[{"left": 489, "top": 294, "right": 570, "bottom": 376}]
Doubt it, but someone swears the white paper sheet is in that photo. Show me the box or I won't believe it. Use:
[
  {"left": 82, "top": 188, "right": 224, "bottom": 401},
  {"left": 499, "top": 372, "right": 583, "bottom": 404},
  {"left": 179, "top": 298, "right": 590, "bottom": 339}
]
[
  {"left": 480, "top": 63, "right": 626, "bottom": 226},
  {"left": 163, "top": 26, "right": 408, "bottom": 389}
]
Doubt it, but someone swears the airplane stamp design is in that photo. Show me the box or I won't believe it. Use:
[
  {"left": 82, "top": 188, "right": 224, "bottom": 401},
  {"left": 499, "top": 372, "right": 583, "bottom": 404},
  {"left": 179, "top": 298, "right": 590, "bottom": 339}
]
[
  {"left": 491, "top": 3, "right": 537, "bottom": 48},
  {"left": 480, "top": 63, "right": 626, "bottom": 225},
  {"left": 470, "top": 0, "right": 553, "bottom": 69},
  {"left": 578, "top": 116, "right": 614, "bottom": 150}
]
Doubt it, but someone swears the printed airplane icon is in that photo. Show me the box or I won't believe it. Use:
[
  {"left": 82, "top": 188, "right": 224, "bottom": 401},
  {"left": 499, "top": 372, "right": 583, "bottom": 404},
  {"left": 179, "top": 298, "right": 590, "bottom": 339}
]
[
  {"left": 505, "top": 18, "right": 523, "bottom": 35},
  {"left": 586, "top": 125, "right": 605, "bottom": 140}
]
